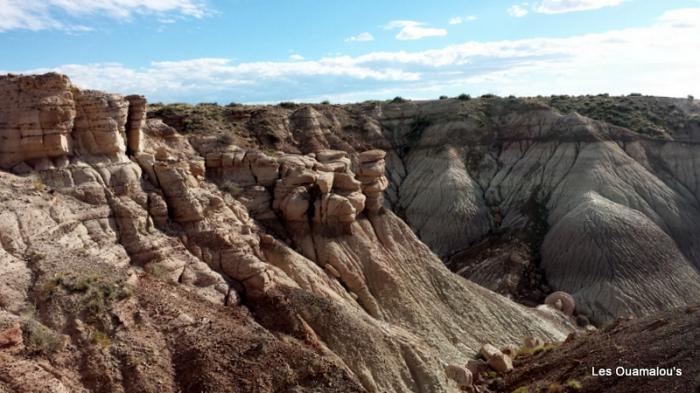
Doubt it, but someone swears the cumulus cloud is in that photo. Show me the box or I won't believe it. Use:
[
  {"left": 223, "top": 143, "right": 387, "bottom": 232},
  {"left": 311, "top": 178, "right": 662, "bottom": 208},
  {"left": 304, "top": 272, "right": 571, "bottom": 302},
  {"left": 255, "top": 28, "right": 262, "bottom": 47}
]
[
  {"left": 0, "top": 0, "right": 206, "bottom": 32},
  {"left": 449, "top": 15, "right": 477, "bottom": 24},
  {"left": 9, "top": 8, "right": 700, "bottom": 103},
  {"left": 385, "top": 20, "right": 447, "bottom": 40},
  {"left": 345, "top": 32, "right": 374, "bottom": 42},
  {"left": 289, "top": 54, "right": 304, "bottom": 61},
  {"left": 507, "top": 5, "right": 529, "bottom": 17},
  {"left": 534, "top": 0, "right": 624, "bottom": 14}
]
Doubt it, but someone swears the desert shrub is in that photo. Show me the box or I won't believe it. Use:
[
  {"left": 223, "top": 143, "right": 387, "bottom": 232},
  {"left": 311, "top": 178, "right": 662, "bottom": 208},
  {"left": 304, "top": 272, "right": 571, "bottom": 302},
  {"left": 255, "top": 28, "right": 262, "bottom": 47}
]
[
  {"left": 439, "top": 95, "right": 449, "bottom": 100},
  {"left": 28, "top": 251, "right": 45, "bottom": 264},
  {"left": 22, "top": 319, "right": 64, "bottom": 355},
  {"left": 145, "top": 263, "right": 170, "bottom": 279},
  {"left": 481, "top": 93, "right": 498, "bottom": 99},
  {"left": 220, "top": 181, "right": 242, "bottom": 197},
  {"left": 90, "top": 329, "right": 111, "bottom": 348},
  {"left": 38, "top": 273, "right": 133, "bottom": 323},
  {"left": 512, "top": 386, "right": 530, "bottom": 393},
  {"left": 565, "top": 379, "right": 583, "bottom": 390},
  {"left": 689, "top": 95, "right": 695, "bottom": 102},
  {"left": 629, "top": 93, "right": 642, "bottom": 97},
  {"left": 279, "top": 102, "right": 298, "bottom": 109},
  {"left": 31, "top": 175, "right": 45, "bottom": 192},
  {"left": 457, "top": 93, "right": 471, "bottom": 101},
  {"left": 517, "top": 342, "right": 560, "bottom": 357},
  {"left": 320, "top": 100, "right": 331, "bottom": 105},
  {"left": 406, "top": 117, "right": 432, "bottom": 146},
  {"left": 391, "top": 96, "right": 407, "bottom": 103},
  {"left": 126, "top": 354, "right": 147, "bottom": 368},
  {"left": 216, "top": 133, "right": 234, "bottom": 146}
]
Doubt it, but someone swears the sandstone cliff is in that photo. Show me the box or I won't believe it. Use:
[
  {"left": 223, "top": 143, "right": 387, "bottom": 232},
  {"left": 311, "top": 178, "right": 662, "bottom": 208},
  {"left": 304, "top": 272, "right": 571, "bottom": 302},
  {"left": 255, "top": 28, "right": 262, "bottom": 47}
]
[
  {"left": 0, "top": 74, "right": 574, "bottom": 393},
  {"left": 149, "top": 94, "right": 700, "bottom": 324}
]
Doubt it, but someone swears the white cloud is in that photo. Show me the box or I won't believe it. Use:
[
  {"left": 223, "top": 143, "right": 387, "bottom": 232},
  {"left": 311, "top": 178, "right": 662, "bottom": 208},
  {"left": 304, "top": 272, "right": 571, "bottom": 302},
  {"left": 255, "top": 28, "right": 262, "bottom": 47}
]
[
  {"left": 507, "top": 5, "right": 529, "bottom": 17},
  {"left": 385, "top": 20, "right": 447, "bottom": 40},
  {"left": 10, "top": 8, "right": 700, "bottom": 102},
  {"left": 0, "top": 0, "right": 206, "bottom": 32},
  {"left": 449, "top": 15, "right": 477, "bottom": 24},
  {"left": 535, "top": 0, "right": 624, "bottom": 14},
  {"left": 345, "top": 32, "right": 374, "bottom": 42},
  {"left": 289, "top": 54, "right": 304, "bottom": 61}
]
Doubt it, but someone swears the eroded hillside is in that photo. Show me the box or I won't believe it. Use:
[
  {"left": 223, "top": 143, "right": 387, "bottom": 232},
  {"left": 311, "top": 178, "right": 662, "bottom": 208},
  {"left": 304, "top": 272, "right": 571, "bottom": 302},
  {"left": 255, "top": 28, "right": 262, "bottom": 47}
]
[
  {"left": 0, "top": 74, "right": 579, "bottom": 393},
  {"left": 147, "top": 93, "right": 700, "bottom": 324}
]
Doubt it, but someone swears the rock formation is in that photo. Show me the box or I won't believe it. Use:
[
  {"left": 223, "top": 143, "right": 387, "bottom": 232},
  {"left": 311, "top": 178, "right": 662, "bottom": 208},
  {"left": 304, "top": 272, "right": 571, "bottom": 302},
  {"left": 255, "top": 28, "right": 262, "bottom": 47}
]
[
  {"left": 146, "top": 94, "right": 700, "bottom": 324},
  {"left": 3, "top": 72, "right": 699, "bottom": 392},
  {"left": 0, "top": 74, "right": 575, "bottom": 393}
]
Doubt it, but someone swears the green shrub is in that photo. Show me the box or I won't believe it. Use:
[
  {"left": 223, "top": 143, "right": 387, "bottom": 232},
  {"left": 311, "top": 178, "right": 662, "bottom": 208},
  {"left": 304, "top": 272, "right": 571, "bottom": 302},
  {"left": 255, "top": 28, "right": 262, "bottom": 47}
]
[
  {"left": 279, "top": 102, "right": 298, "bottom": 109},
  {"left": 391, "top": 96, "right": 407, "bottom": 103},
  {"left": 31, "top": 175, "right": 45, "bottom": 192},
  {"left": 146, "top": 263, "right": 170, "bottom": 279},
  {"left": 439, "top": 95, "right": 449, "bottom": 100},
  {"left": 458, "top": 93, "right": 471, "bottom": 100},
  {"left": 22, "top": 319, "right": 64, "bottom": 355},
  {"left": 320, "top": 100, "right": 331, "bottom": 105},
  {"left": 38, "top": 273, "right": 133, "bottom": 322},
  {"left": 512, "top": 386, "right": 530, "bottom": 393},
  {"left": 90, "top": 329, "right": 111, "bottom": 348},
  {"left": 565, "top": 379, "right": 583, "bottom": 390},
  {"left": 126, "top": 354, "right": 147, "bottom": 368}
]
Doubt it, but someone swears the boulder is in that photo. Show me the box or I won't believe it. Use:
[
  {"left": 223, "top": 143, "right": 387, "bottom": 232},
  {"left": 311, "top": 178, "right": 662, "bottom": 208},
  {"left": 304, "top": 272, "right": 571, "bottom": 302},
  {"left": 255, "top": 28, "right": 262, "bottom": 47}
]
[
  {"left": 544, "top": 291, "right": 576, "bottom": 316},
  {"left": 465, "top": 359, "right": 488, "bottom": 382},
  {"left": 445, "top": 363, "right": 473, "bottom": 390},
  {"left": 480, "top": 344, "right": 513, "bottom": 373},
  {"left": 524, "top": 337, "right": 543, "bottom": 349},
  {"left": 358, "top": 149, "right": 386, "bottom": 163},
  {"left": 0, "top": 323, "right": 22, "bottom": 348}
]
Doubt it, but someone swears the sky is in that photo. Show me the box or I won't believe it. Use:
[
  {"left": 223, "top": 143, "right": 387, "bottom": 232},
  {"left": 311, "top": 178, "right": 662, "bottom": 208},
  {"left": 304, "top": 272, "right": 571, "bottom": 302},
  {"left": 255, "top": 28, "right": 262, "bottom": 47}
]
[{"left": 1, "top": 0, "right": 699, "bottom": 103}]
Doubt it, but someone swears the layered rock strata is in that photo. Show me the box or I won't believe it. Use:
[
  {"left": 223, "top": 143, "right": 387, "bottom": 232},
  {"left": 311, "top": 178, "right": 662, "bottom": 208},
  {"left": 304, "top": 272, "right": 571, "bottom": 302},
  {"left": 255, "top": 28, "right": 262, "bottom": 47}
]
[{"left": 0, "top": 74, "right": 575, "bottom": 393}]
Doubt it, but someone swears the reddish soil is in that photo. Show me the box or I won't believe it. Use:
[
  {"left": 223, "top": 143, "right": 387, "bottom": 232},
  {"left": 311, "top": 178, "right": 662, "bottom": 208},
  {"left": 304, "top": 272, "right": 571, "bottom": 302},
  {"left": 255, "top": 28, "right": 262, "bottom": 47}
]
[{"left": 503, "top": 305, "right": 700, "bottom": 393}]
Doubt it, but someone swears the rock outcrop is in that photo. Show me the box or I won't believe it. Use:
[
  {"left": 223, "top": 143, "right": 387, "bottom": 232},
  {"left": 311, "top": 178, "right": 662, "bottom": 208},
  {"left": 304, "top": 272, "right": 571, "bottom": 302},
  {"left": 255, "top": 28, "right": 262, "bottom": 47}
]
[
  {"left": 0, "top": 74, "right": 575, "bottom": 393},
  {"left": 154, "top": 95, "right": 700, "bottom": 325}
]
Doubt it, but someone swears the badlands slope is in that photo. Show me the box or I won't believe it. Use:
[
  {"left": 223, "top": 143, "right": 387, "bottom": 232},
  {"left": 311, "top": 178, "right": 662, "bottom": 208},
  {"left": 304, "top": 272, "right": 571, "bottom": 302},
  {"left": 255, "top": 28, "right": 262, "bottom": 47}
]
[
  {"left": 0, "top": 73, "right": 575, "bottom": 393},
  {"left": 151, "top": 92, "right": 700, "bottom": 324}
]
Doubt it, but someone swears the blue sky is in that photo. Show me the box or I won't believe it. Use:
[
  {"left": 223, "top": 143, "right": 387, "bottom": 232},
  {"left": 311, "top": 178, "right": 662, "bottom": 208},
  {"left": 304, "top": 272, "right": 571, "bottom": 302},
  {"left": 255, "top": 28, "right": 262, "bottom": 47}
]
[{"left": 1, "top": 0, "right": 699, "bottom": 103}]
